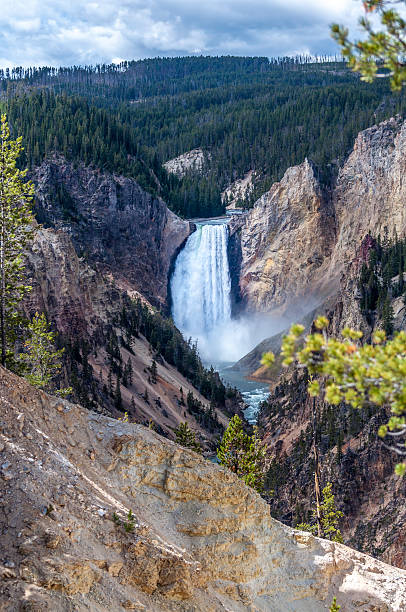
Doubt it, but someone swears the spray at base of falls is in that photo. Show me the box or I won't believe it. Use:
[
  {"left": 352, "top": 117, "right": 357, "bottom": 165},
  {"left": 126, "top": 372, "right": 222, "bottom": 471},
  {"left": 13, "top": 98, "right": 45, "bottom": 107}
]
[{"left": 171, "top": 220, "right": 286, "bottom": 363}]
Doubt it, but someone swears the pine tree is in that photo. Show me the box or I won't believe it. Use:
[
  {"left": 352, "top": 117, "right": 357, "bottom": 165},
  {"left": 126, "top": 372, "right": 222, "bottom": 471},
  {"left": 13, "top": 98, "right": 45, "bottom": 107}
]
[
  {"left": 149, "top": 359, "right": 157, "bottom": 384},
  {"left": 114, "top": 375, "right": 122, "bottom": 411},
  {"left": 107, "top": 368, "right": 113, "bottom": 396},
  {"left": 20, "top": 312, "right": 70, "bottom": 395},
  {"left": 320, "top": 482, "right": 344, "bottom": 543},
  {"left": 0, "top": 114, "right": 34, "bottom": 366},
  {"left": 217, "top": 415, "right": 265, "bottom": 493},
  {"left": 126, "top": 356, "right": 133, "bottom": 386},
  {"left": 382, "top": 297, "right": 394, "bottom": 336},
  {"left": 336, "top": 430, "right": 343, "bottom": 464},
  {"left": 296, "top": 482, "right": 343, "bottom": 542},
  {"left": 174, "top": 422, "right": 202, "bottom": 454}
]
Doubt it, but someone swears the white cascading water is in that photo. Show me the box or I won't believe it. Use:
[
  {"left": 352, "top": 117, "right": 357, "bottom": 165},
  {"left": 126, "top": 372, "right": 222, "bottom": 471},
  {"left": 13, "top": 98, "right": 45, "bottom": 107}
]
[{"left": 171, "top": 222, "right": 232, "bottom": 352}]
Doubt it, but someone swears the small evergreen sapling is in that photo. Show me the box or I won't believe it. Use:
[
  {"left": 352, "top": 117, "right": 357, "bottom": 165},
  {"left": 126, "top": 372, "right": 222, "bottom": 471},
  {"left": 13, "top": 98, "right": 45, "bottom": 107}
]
[
  {"left": 217, "top": 414, "right": 265, "bottom": 493},
  {"left": 320, "top": 482, "right": 344, "bottom": 543},
  {"left": 111, "top": 509, "right": 136, "bottom": 533},
  {"left": 21, "top": 312, "right": 71, "bottom": 396},
  {"left": 124, "top": 509, "right": 136, "bottom": 533},
  {"left": 174, "top": 422, "right": 202, "bottom": 454},
  {"left": 330, "top": 596, "right": 341, "bottom": 612},
  {"left": 296, "top": 482, "right": 343, "bottom": 543}
]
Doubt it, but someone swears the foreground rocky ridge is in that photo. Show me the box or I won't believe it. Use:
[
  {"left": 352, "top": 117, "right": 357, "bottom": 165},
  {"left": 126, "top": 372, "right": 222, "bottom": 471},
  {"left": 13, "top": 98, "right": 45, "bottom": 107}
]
[
  {"left": 233, "top": 116, "right": 406, "bottom": 314},
  {"left": 1, "top": 367, "right": 405, "bottom": 611}
]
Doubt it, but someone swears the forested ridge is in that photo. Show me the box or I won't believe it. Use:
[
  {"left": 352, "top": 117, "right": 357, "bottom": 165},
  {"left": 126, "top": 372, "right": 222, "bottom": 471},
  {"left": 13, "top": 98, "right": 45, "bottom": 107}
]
[{"left": 2, "top": 56, "right": 406, "bottom": 217}]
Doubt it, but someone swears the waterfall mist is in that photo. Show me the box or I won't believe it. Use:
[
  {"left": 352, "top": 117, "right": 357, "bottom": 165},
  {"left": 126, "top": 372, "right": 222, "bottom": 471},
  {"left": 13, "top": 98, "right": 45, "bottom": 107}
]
[{"left": 170, "top": 221, "right": 287, "bottom": 363}]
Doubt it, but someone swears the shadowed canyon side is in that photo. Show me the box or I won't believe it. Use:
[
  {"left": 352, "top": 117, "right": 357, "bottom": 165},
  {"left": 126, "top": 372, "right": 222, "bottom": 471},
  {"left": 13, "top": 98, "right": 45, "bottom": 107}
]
[
  {"left": 22, "top": 225, "right": 233, "bottom": 443},
  {"left": 233, "top": 117, "right": 406, "bottom": 315},
  {"left": 256, "top": 237, "right": 406, "bottom": 569},
  {"left": 20, "top": 165, "right": 241, "bottom": 446},
  {"left": 32, "top": 155, "right": 191, "bottom": 308},
  {"left": 0, "top": 367, "right": 405, "bottom": 612}
]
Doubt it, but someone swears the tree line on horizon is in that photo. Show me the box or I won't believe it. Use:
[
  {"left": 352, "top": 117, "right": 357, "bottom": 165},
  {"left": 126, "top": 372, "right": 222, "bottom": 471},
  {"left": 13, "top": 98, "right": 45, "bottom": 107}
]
[{"left": 1, "top": 56, "right": 406, "bottom": 218}]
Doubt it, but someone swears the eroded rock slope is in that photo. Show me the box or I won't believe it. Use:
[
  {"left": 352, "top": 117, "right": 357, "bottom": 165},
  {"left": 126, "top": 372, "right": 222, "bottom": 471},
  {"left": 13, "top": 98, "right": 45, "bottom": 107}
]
[
  {"left": 22, "top": 225, "right": 232, "bottom": 445},
  {"left": 257, "top": 238, "right": 406, "bottom": 569},
  {"left": 0, "top": 368, "right": 405, "bottom": 611},
  {"left": 234, "top": 117, "right": 406, "bottom": 314}
]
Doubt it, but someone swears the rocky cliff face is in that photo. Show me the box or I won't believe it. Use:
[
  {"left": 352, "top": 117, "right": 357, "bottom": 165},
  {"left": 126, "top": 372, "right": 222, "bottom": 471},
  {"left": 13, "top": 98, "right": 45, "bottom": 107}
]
[
  {"left": 1, "top": 366, "right": 405, "bottom": 612},
  {"left": 163, "top": 148, "right": 207, "bottom": 178},
  {"left": 24, "top": 225, "right": 122, "bottom": 339},
  {"left": 258, "top": 367, "right": 406, "bottom": 571},
  {"left": 32, "top": 155, "right": 190, "bottom": 308},
  {"left": 327, "top": 117, "right": 406, "bottom": 283},
  {"left": 236, "top": 117, "right": 406, "bottom": 314},
  {"left": 257, "top": 238, "right": 406, "bottom": 569},
  {"left": 234, "top": 158, "right": 335, "bottom": 313}
]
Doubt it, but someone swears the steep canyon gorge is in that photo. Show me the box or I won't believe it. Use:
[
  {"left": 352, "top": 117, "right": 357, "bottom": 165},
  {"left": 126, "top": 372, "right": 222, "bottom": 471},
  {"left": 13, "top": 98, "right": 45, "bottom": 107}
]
[{"left": 2, "top": 106, "right": 406, "bottom": 611}]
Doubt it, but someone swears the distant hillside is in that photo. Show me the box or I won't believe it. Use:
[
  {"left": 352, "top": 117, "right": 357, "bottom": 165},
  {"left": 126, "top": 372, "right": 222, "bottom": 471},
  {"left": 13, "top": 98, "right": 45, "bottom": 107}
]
[{"left": 2, "top": 56, "right": 406, "bottom": 217}]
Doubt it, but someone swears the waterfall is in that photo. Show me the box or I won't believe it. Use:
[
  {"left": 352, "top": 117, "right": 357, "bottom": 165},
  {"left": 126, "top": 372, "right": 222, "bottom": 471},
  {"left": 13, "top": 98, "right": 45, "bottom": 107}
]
[{"left": 171, "top": 222, "right": 232, "bottom": 350}]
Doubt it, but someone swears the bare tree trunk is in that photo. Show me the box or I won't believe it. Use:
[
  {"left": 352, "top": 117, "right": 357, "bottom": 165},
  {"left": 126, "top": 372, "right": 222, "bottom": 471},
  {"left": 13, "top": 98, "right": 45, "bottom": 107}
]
[{"left": 311, "top": 396, "right": 322, "bottom": 537}]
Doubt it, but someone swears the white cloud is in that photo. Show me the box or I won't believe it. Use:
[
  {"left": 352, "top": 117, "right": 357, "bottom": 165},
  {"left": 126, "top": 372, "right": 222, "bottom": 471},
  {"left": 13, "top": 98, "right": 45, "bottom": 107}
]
[{"left": 0, "top": 0, "right": 367, "bottom": 68}]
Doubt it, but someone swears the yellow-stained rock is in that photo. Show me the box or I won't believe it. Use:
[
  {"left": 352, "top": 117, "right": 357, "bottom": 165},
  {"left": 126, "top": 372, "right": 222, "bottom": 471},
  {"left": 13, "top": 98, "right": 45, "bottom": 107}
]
[{"left": 0, "top": 367, "right": 405, "bottom": 611}]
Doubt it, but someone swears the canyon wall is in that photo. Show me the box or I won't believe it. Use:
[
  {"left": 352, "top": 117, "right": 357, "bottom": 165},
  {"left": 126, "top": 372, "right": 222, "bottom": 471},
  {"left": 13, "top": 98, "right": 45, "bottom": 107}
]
[
  {"left": 22, "top": 225, "right": 232, "bottom": 444},
  {"left": 257, "top": 237, "right": 406, "bottom": 569},
  {"left": 1, "top": 366, "right": 405, "bottom": 612},
  {"left": 32, "top": 155, "right": 191, "bottom": 308},
  {"left": 234, "top": 121, "right": 406, "bottom": 569},
  {"left": 232, "top": 158, "right": 335, "bottom": 313},
  {"left": 235, "top": 117, "right": 406, "bottom": 314},
  {"left": 24, "top": 225, "right": 122, "bottom": 339}
]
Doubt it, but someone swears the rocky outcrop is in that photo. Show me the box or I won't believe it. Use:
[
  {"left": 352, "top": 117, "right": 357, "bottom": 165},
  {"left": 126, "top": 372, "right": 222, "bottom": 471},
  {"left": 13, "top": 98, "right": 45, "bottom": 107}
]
[
  {"left": 236, "top": 158, "right": 335, "bottom": 313},
  {"left": 222, "top": 170, "right": 256, "bottom": 209},
  {"left": 32, "top": 155, "right": 190, "bottom": 307},
  {"left": 1, "top": 366, "right": 405, "bottom": 612},
  {"left": 237, "top": 117, "right": 406, "bottom": 314},
  {"left": 163, "top": 148, "right": 207, "bottom": 178},
  {"left": 327, "top": 117, "right": 406, "bottom": 282},
  {"left": 24, "top": 225, "right": 122, "bottom": 338}
]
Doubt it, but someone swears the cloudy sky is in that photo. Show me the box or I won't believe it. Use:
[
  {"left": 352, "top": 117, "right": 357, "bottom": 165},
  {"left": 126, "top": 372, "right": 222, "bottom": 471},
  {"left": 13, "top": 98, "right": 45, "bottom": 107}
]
[{"left": 0, "top": 0, "right": 366, "bottom": 68}]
